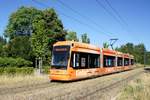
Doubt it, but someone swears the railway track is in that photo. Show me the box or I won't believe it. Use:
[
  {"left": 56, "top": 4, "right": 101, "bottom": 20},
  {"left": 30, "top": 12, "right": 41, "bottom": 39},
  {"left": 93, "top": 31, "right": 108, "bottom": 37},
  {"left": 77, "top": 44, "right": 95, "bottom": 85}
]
[
  {"left": 0, "top": 82, "right": 61, "bottom": 95},
  {"left": 49, "top": 69, "right": 144, "bottom": 100},
  {"left": 0, "top": 68, "right": 144, "bottom": 100},
  {"left": 77, "top": 70, "right": 144, "bottom": 100}
]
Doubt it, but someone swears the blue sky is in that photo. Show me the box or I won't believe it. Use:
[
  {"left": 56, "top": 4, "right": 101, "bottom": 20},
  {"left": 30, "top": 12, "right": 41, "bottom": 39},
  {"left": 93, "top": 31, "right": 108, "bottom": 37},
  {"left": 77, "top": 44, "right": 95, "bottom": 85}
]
[{"left": 0, "top": 0, "right": 150, "bottom": 50}]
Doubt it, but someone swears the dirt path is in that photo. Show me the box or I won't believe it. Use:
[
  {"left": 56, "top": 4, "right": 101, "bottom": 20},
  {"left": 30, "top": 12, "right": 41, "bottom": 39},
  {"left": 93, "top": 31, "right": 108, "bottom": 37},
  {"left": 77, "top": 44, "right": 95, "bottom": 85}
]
[{"left": 0, "top": 68, "right": 143, "bottom": 100}]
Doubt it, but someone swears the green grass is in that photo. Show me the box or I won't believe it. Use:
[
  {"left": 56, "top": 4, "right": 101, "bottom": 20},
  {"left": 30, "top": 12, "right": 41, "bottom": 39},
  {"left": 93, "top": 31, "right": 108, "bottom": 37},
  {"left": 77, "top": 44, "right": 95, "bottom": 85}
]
[
  {"left": 117, "top": 73, "right": 150, "bottom": 100},
  {"left": 0, "top": 74, "right": 48, "bottom": 88},
  {"left": 0, "top": 67, "right": 34, "bottom": 75}
]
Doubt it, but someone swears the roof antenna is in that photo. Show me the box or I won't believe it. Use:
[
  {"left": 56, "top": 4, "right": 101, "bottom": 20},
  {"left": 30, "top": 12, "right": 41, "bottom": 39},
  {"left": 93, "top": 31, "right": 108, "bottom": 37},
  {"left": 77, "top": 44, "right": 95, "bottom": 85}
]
[{"left": 109, "top": 38, "right": 118, "bottom": 50}]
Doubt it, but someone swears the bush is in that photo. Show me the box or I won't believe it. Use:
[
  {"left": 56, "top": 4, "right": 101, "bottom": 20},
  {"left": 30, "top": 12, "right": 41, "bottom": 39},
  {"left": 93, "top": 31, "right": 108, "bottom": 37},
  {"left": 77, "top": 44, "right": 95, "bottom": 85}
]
[
  {"left": 43, "top": 66, "right": 50, "bottom": 74},
  {"left": 0, "top": 67, "right": 34, "bottom": 75},
  {"left": 0, "top": 67, "right": 4, "bottom": 75},
  {"left": 0, "top": 57, "right": 32, "bottom": 67},
  {"left": 4, "top": 67, "right": 16, "bottom": 75},
  {"left": 16, "top": 67, "right": 34, "bottom": 75}
]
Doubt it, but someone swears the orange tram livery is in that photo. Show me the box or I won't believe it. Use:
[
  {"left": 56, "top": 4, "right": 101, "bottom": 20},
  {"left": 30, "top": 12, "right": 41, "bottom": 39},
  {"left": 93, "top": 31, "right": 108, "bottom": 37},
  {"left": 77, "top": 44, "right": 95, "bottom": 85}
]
[{"left": 50, "top": 41, "right": 134, "bottom": 81}]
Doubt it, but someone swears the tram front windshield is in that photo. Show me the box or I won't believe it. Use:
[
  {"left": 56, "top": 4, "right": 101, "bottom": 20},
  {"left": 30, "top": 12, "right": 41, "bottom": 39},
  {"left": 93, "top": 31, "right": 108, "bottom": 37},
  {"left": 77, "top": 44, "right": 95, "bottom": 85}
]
[{"left": 51, "top": 46, "right": 70, "bottom": 69}]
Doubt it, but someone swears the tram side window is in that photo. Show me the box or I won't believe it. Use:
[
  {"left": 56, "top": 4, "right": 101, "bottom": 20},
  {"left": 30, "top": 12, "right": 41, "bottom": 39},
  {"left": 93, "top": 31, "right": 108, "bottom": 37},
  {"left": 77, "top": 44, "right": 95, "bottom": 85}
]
[
  {"left": 70, "top": 52, "right": 100, "bottom": 69},
  {"left": 117, "top": 57, "right": 123, "bottom": 66},
  {"left": 103, "top": 55, "right": 116, "bottom": 67},
  {"left": 80, "top": 53, "right": 88, "bottom": 68},
  {"left": 89, "top": 54, "right": 100, "bottom": 68},
  {"left": 124, "top": 58, "right": 129, "bottom": 66},
  {"left": 131, "top": 59, "right": 134, "bottom": 65}
]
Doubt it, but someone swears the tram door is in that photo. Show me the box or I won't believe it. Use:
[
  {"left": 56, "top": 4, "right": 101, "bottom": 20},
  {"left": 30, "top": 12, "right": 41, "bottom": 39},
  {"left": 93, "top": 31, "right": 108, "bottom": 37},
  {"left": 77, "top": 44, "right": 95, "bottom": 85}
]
[{"left": 71, "top": 52, "right": 100, "bottom": 78}]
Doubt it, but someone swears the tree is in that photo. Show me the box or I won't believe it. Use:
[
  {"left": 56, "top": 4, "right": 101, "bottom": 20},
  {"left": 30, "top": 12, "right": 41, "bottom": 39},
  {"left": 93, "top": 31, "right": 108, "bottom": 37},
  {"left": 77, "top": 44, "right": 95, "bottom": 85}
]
[
  {"left": 117, "top": 43, "right": 134, "bottom": 54},
  {"left": 0, "top": 36, "right": 6, "bottom": 56},
  {"left": 4, "top": 7, "right": 66, "bottom": 68},
  {"left": 32, "top": 19, "right": 48, "bottom": 58},
  {"left": 146, "top": 52, "right": 150, "bottom": 65},
  {"left": 42, "top": 8, "right": 66, "bottom": 50},
  {"left": 134, "top": 43, "right": 145, "bottom": 64},
  {"left": 81, "top": 33, "right": 90, "bottom": 43},
  {"left": 0, "top": 36, "right": 6, "bottom": 45},
  {"left": 3, "top": 6, "right": 41, "bottom": 63},
  {"left": 31, "top": 19, "right": 48, "bottom": 69},
  {"left": 31, "top": 8, "right": 66, "bottom": 69},
  {"left": 117, "top": 42, "right": 146, "bottom": 64},
  {"left": 65, "top": 31, "right": 78, "bottom": 41},
  {"left": 4, "top": 6, "right": 41, "bottom": 39},
  {"left": 103, "top": 42, "right": 109, "bottom": 48},
  {"left": 6, "top": 36, "right": 33, "bottom": 60}
]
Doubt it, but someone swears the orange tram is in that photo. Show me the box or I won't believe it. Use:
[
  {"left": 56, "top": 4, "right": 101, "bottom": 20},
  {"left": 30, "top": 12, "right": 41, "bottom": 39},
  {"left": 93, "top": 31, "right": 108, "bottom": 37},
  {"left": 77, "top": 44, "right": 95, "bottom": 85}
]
[{"left": 50, "top": 41, "right": 134, "bottom": 81}]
